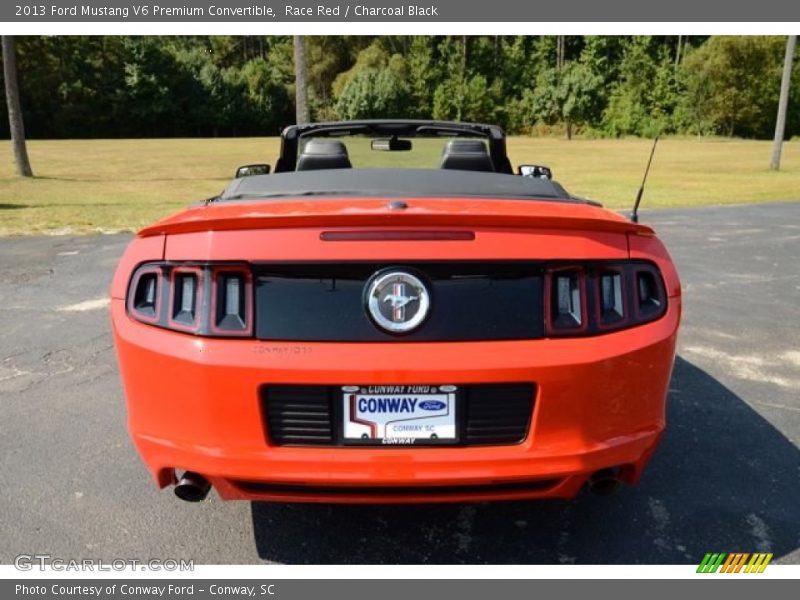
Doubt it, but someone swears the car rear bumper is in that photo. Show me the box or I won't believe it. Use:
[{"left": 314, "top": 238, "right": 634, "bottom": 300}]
[{"left": 111, "top": 298, "right": 679, "bottom": 503}]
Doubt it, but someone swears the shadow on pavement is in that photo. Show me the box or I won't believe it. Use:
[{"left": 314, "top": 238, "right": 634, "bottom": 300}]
[{"left": 251, "top": 356, "right": 800, "bottom": 564}]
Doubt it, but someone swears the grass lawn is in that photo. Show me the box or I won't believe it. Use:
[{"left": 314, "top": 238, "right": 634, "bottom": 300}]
[{"left": 0, "top": 136, "right": 798, "bottom": 235}]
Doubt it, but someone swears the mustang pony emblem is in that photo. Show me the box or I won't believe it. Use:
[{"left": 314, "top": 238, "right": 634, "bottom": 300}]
[
  {"left": 366, "top": 271, "right": 430, "bottom": 333},
  {"left": 383, "top": 284, "right": 420, "bottom": 321}
]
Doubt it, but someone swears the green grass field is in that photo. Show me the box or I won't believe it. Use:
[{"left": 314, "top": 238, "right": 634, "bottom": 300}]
[{"left": 1, "top": 136, "right": 798, "bottom": 235}]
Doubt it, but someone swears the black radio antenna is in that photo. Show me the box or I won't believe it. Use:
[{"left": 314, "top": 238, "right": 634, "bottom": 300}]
[{"left": 631, "top": 136, "right": 659, "bottom": 223}]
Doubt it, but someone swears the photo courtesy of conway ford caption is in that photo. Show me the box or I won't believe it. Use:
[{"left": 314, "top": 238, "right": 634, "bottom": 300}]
[{"left": 111, "top": 120, "right": 681, "bottom": 504}]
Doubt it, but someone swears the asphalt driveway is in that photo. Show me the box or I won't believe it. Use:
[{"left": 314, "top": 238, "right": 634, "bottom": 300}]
[{"left": 0, "top": 202, "right": 798, "bottom": 564}]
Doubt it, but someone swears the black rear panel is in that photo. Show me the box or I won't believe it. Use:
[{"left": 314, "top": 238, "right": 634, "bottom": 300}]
[
  {"left": 253, "top": 262, "right": 545, "bottom": 342},
  {"left": 262, "top": 383, "right": 535, "bottom": 447}
]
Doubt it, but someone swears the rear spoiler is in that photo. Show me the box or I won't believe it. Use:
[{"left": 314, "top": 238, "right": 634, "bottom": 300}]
[{"left": 138, "top": 198, "right": 655, "bottom": 238}]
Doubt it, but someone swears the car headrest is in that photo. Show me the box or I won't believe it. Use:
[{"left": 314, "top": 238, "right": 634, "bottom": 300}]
[
  {"left": 296, "top": 139, "right": 352, "bottom": 171},
  {"left": 440, "top": 139, "right": 495, "bottom": 172}
]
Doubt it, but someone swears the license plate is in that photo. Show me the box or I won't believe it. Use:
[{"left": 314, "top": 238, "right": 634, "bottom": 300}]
[{"left": 342, "top": 385, "right": 457, "bottom": 445}]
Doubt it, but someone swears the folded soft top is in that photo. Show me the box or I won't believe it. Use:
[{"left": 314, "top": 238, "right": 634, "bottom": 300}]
[{"left": 220, "top": 168, "right": 577, "bottom": 203}]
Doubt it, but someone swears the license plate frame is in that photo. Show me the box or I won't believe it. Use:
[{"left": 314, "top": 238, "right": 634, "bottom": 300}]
[{"left": 340, "top": 385, "right": 460, "bottom": 446}]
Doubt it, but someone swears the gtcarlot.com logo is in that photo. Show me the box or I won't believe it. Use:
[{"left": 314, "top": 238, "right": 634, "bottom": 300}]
[
  {"left": 697, "top": 552, "right": 773, "bottom": 573},
  {"left": 14, "top": 554, "right": 194, "bottom": 571}
]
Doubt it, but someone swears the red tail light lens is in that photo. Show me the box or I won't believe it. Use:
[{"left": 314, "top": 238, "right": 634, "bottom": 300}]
[
  {"left": 127, "top": 262, "right": 252, "bottom": 337},
  {"left": 546, "top": 261, "right": 666, "bottom": 336}
]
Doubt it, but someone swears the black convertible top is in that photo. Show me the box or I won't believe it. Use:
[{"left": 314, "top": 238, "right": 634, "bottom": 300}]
[{"left": 219, "top": 169, "right": 577, "bottom": 203}]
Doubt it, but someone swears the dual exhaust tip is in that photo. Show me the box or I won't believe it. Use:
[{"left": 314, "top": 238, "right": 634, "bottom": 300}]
[{"left": 174, "top": 471, "right": 211, "bottom": 502}]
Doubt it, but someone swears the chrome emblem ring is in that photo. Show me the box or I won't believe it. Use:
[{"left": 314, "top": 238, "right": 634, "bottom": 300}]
[{"left": 366, "top": 271, "right": 430, "bottom": 334}]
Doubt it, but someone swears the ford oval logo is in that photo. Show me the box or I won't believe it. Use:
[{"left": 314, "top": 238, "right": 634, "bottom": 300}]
[{"left": 419, "top": 400, "right": 446, "bottom": 411}]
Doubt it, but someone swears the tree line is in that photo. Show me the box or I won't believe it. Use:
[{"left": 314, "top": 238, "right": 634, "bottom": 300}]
[{"left": 1, "top": 35, "right": 798, "bottom": 141}]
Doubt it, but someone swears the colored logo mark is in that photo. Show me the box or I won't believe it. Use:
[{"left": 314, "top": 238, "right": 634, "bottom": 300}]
[
  {"left": 419, "top": 400, "right": 446, "bottom": 411},
  {"left": 697, "top": 552, "right": 773, "bottom": 573}
]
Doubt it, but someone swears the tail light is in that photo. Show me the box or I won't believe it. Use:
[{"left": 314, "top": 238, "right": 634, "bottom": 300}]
[
  {"left": 546, "top": 261, "right": 666, "bottom": 336},
  {"left": 210, "top": 267, "right": 253, "bottom": 336},
  {"left": 168, "top": 266, "right": 203, "bottom": 331},
  {"left": 545, "top": 268, "right": 587, "bottom": 333},
  {"left": 597, "top": 267, "right": 626, "bottom": 327},
  {"left": 127, "top": 266, "right": 161, "bottom": 324},
  {"left": 635, "top": 268, "right": 664, "bottom": 319},
  {"left": 127, "top": 262, "right": 253, "bottom": 337}
]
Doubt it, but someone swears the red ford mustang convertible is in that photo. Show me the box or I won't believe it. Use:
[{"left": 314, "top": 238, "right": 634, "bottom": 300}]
[{"left": 111, "top": 120, "right": 681, "bottom": 504}]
